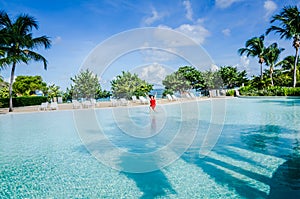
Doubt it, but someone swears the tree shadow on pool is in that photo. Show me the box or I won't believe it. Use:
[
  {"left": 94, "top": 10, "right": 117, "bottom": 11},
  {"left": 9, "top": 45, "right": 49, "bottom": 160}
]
[
  {"left": 121, "top": 170, "right": 176, "bottom": 199},
  {"left": 257, "top": 98, "right": 300, "bottom": 107},
  {"left": 75, "top": 114, "right": 300, "bottom": 198},
  {"left": 182, "top": 121, "right": 300, "bottom": 198},
  {"left": 268, "top": 150, "right": 300, "bottom": 199},
  {"left": 77, "top": 128, "right": 177, "bottom": 199}
]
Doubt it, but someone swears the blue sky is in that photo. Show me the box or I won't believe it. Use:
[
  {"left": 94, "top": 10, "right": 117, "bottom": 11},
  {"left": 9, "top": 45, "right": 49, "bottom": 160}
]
[{"left": 0, "top": 0, "right": 299, "bottom": 90}]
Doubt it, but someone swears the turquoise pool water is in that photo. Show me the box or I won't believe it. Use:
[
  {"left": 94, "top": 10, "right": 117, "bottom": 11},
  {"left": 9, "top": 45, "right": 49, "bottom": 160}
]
[{"left": 1, "top": 98, "right": 300, "bottom": 198}]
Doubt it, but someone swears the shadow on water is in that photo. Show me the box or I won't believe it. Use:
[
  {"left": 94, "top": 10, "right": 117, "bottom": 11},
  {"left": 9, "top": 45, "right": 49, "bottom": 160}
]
[
  {"left": 74, "top": 106, "right": 300, "bottom": 198},
  {"left": 76, "top": 119, "right": 177, "bottom": 198},
  {"left": 257, "top": 98, "right": 300, "bottom": 107},
  {"left": 121, "top": 170, "right": 176, "bottom": 199},
  {"left": 182, "top": 121, "right": 300, "bottom": 198},
  {"left": 116, "top": 113, "right": 177, "bottom": 198},
  {"left": 269, "top": 152, "right": 300, "bottom": 199},
  {"left": 240, "top": 125, "right": 282, "bottom": 152}
]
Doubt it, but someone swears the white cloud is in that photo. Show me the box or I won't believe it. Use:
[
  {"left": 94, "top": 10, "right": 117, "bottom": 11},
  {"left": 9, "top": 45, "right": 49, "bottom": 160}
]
[
  {"left": 183, "top": 0, "right": 193, "bottom": 21},
  {"left": 222, "top": 28, "right": 231, "bottom": 36},
  {"left": 132, "top": 63, "right": 172, "bottom": 86},
  {"left": 156, "top": 19, "right": 210, "bottom": 45},
  {"left": 53, "top": 36, "right": 62, "bottom": 44},
  {"left": 264, "top": 0, "right": 277, "bottom": 21},
  {"left": 215, "top": 0, "right": 242, "bottom": 9},
  {"left": 144, "top": 8, "right": 164, "bottom": 25},
  {"left": 174, "top": 20, "right": 210, "bottom": 44},
  {"left": 240, "top": 55, "right": 250, "bottom": 68}
]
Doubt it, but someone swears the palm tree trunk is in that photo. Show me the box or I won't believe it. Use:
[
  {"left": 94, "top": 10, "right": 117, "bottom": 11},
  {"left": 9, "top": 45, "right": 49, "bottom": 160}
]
[
  {"left": 8, "top": 62, "right": 16, "bottom": 112},
  {"left": 270, "top": 65, "right": 274, "bottom": 86},
  {"left": 293, "top": 48, "right": 299, "bottom": 87},
  {"left": 260, "top": 62, "right": 263, "bottom": 80}
]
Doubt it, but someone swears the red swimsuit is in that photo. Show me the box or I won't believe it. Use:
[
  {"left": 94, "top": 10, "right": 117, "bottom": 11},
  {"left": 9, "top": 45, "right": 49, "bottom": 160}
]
[{"left": 150, "top": 98, "right": 156, "bottom": 110}]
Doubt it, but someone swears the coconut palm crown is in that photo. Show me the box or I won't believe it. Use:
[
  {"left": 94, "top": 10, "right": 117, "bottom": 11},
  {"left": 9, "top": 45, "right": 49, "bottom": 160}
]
[
  {"left": 266, "top": 6, "right": 300, "bottom": 87},
  {"left": 0, "top": 10, "right": 51, "bottom": 112},
  {"left": 264, "top": 43, "right": 284, "bottom": 86},
  {"left": 238, "top": 35, "right": 266, "bottom": 80}
]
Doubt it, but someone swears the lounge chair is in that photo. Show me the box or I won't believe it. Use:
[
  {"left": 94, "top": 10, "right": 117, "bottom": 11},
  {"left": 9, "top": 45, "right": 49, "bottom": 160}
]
[
  {"left": 39, "top": 102, "right": 48, "bottom": 111},
  {"left": 183, "top": 93, "right": 192, "bottom": 99},
  {"left": 82, "top": 100, "right": 93, "bottom": 108},
  {"left": 90, "top": 99, "right": 97, "bottom": 108},
  {"left": 166, "top": 94, "right": 173, "bottom": 101},
  {"left": 120, "top": 98, "right": 129, "bottom": 106},
  {"left": 189, "top": 93, "right": 196, "bottom": 98},
  {"left": 110, "top": 98, "right": 119, "bottom": 107},
  {"left": 172, "top": 94, "right": 180, "bottom": 101},
  {"left": 132, "top": 96, "right": 138, "bottom": 103},
  {"left": 139, "top": 96, "right": 148, "bottom": 104},
  {"left": 49, "top": 102, "right": 58, "bottom": 110},
  {"left": 72, "top": 100, "right": 82, "bottom": 109}
]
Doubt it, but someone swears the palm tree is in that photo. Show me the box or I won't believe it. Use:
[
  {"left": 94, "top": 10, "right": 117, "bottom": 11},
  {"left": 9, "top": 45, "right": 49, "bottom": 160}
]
[
  {"left": 276, "top": 55, "right": 300, "bottom": 85},
  {"left": 0, "top": 10, "right": 51, "bottom": 112},
  {"left": 264, "top": 43, "right": 284, "bottom": 86},
  {"left": 266, "top": 6, "right": 300, "bottom": 87},
  {"left": 238, "top": 35, "right": 266, "bottom": 80}
]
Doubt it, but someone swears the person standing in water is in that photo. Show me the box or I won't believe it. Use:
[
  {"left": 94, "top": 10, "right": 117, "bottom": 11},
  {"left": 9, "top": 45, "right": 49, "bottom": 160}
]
[{"left": 149, "top": 95, "right": 156, "bottom": 112}]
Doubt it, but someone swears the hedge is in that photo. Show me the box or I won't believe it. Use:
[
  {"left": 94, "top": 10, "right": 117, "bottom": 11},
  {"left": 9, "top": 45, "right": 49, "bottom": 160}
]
[
  {"left": 0, "top": 96, "right": 48, "bottom": 108},
  {"left": 239, "top": 86, "right": 300, "bottom": 96},
  {"left": 226, "top": 89, "right": 235, "bottom": 96}
]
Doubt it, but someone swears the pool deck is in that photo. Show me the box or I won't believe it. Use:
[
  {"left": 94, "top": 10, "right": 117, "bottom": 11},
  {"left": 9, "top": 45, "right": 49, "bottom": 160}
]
[{"left": 0, "top": 96, "right": 232, "bottom": 114}]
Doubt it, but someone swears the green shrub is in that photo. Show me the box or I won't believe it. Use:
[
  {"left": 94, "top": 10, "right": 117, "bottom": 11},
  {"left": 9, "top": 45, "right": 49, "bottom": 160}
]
[
  {"left": 284, "top": 87, "right": 300, "bottom": 96},
  {"left": 0, "top": 96, "right": 48, "bottom": 108},
  {"left": 238, "top": 86, "right": 300, "bottom": 96},
  {"left": 226, "top": 89, "right": 235, "bottom": 96},
  {"left": 239, "top": 85, "right": 258, "bottom": 96},
  {"left": 0, "top": 98, "right": 8, "bottom": 108}
]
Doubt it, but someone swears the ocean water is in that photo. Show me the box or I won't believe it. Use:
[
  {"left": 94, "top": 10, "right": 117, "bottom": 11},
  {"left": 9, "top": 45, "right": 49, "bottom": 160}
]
[{"left": 0, "top": 98, "right": 300, "bottom": 198}]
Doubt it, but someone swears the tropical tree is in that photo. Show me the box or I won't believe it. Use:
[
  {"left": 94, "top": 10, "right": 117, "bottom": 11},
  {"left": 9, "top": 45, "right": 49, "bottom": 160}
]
[
  {"left": 111, "top": 71, "right": 153, "bottom": 99},
  {"left": 12, "top": 75, "right": 47, "bottom": 96},
  {"left": 202, "top": 70, "right": 223, "bottom": 89},
  {"left": 177, "top": 66, "right": 204, "bottom": 90},
  {"left": 276, "top": 55, "right": 300, "bottom": 86},
  {"left": 162, "top": 71, "right": 191, "bottom": 94},
  {"left": 218, "top": 66, "right": 248, "bottom": 88},
  {"left": 272, "top": 69, "right": 293, "bottom": 87},
  {"left": 0, "top": 75, "right": 9, "bottom": 98},
  {"left": 264, "top": 43, "right": 284, "bottom": 86},
  {"left": 0, "top": 10, "right": 51, "bottom": 112},
  {"left": 47, "top": 84, "right": 62, "bottom": 101},
  {"left": 266, "top": 6, "right": 300, "bottom": 87},
  {"left": 71, "top": 69, "right": 101, "bottom": 99},
  {"left": 96, "top": 89, "right": 111, "bottom": 99},
  {"left": 238, "top": 35, "right": 266, "bottom": 80}
]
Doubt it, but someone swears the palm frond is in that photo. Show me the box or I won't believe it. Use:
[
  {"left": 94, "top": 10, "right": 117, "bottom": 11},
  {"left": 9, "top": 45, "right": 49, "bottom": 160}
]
[
  {"left": 24, "top": 50, "right": 47, "bottom": 70},
  {"left": 0, "top": 10, "right": 12, "bottom": 28},
  {"left": 267, "top": 6, "right": 300, "bottom": 39},
  {"left": 14, "top": 14, "right": 38, "bottom": 34},
  {"left": 31, "top": 36, "right": 51, "bottom": 49}
]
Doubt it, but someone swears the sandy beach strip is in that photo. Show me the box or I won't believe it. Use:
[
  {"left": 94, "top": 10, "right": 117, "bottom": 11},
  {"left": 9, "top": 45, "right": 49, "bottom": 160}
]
[{"left": 0, "top": 96, "right": 231, "bottom": 114}]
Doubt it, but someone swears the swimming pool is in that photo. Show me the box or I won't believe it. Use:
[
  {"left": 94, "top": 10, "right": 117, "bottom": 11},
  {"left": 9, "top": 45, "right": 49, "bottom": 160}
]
[{"left": 1, "top": 98, "right": 300, "bottom": 198}]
